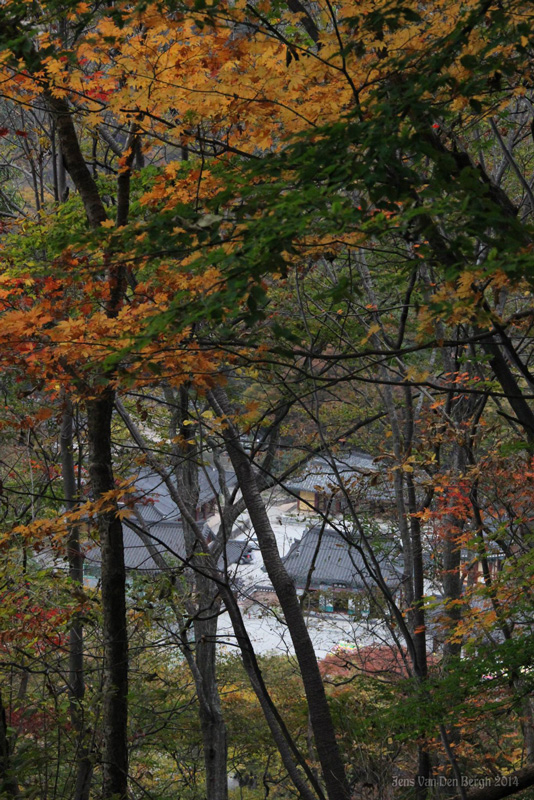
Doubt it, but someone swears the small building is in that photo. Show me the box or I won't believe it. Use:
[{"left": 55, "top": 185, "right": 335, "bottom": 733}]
[
  {"left": 84, "top": 466, "right": 247, "bottom": 581},
  {"left": 283, "top": 451, "right": 392, "bottom": 515},
  {"left": 84, "top": 516, "right": 252, "bottom": 581},
  {"left": 85, "top": 517, "right": 186, "bottom": 579},
  {"left": 132, "top": 465, "right": 236, "bottom": 524},
  {"left": 281, "top": 524, "right": 402, "bottom": 614}
]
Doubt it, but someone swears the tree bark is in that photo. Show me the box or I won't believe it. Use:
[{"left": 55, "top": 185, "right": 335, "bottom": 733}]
[
  {"left": 0, "top": 689, "right": 19, "bottom": 798},
  {"left": 45, "top": 92, "right": 107, "bottom": 228},
  {"left": 47, "top": 87, "right": 129, "bottom": 800},
  {"left": 116, "top": 398, "right": 324, "bottom": 800},
  {"left": 61, "top": 398, "right": 93, "bottom": 800},
  {"left": 195, "top": 572, "right": 228, "bottom": 800},
  {"left": 87, "top": 390, "right": 128, "bottom": 800},
  {"left": 449, "top": 762, "right": 534, "bottom": 800},
  {"left": 480, "top": 334, "right": 534, "bottom": 444},
  {"left": 208, "top": 386, "right": 351, "bottom": 800},
  {"left": 167, "top": 385, "right": 229, "bottom": 800}
]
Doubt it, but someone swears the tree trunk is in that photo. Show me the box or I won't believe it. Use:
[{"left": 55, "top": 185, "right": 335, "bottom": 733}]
[
  {"left": 116, "top": 398, "right": 324, "bottom": 800},
  {"left": 61, "top": 398, "right": 93, "bottom": 800},
  {"left": 86, "top": 390, "right": 128, "bottom": 800},
  {"left": 440, "top": 395, "right": 471, "bottom": 666},
  {"left": 171, "top": 385, "right": 229, "bottom": 800},
  {"left": 0, "top": 689, "right": 19, "bottom": 798},
  {"left": 209, "top": 386, "right": 351, "bottom": 800},
  {"left": 480, "top": 334, "right": 534, "bottom": 444},
  {"left": 45, "top": 91, "right": 107, "bottom": 228},
  {"left": 47, "top": 85, "right": 129, "bottom": 799},
  {"left": 195, "top": 574, "right": 228, "bottom": 800}
]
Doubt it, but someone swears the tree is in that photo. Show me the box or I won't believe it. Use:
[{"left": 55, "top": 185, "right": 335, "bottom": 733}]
[{"left": 2, "top": 1, "right": 534, "bottom": 799}]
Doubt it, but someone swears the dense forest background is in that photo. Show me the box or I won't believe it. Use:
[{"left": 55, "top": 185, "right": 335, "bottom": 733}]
[{"left": 1, "top": 0, "right": 534, "bottom": 798}]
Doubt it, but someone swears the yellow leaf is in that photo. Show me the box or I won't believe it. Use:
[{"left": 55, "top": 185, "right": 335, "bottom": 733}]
[{"left": 360, "top": 323, "right": 380, "bottom": 344}]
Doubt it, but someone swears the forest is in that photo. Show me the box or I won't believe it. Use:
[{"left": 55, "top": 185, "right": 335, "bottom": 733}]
[{"left": 1, "top": 0, "right": 534, "bottom": 798}]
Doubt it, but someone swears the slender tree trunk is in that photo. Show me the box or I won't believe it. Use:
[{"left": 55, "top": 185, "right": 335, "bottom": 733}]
[
  {"left": 170, "top": 385, "right": 229, "bottom": 800},
  {"left": 47, "top": 85, "right": 129, "bottom": 799},
  {"left": 86, "top": 390, "right": 128, "bottom": 800},
  {"left": 44, "top": 91, "right": 107, "bottom": 228},
  {"left": 0, "top": 689, "right": 19, "bottom": 798},
  {"left": 116, "top": 399, "right": 325, "bottom": 800},
  {"left": 209, "top": 386, "right": 351, "bottom": 800},
  {"left": 195, "top": 574, "right": 228, "bottom": 800},
  {"left": 51, "top": 122, "right": 59, "bottom": 202},
  {"left": 61, "top": 398, "right": 93, "bottom": 800},
  {"left": 379, "top": 379, "right": 431, "bottom": 798},
  {"left": 441, "top": 400, "right": 471, "bottom": 666},
  {"left": 480, "top": 334, "right": 534, "bottom": 444}
]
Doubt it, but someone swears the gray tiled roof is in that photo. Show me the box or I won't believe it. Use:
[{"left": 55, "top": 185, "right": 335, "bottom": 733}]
[
  {"left": 284, "top": 452, "right": 376, "bottom": 492},
  {"left": 132, "top": 466, "right": 236, "bottom": 523},
  {"left": 84, "top": 519, "right": 186, "bottom": 574},
  {"left": 282, "top": 524, "right": 402, "bottom": 591},
  {"left": 283, "top": 451, "right": 394, "bottom": 505},
  {"left": 84, "top": 465, "right": 243, "bottom": 576},
  {"left": 222, "top": 539, "right": 251, "bottom": 568},
  {"left": 85, "top": 518, "right": 249, "bottom": 576},
  {"left": 135, "top": 501, "right": 165, "bottom": 524}
]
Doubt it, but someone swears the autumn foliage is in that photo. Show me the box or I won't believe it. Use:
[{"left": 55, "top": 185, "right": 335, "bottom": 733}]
[{"left": 0, "top": 0, "right": 534, "bottom": 799}]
